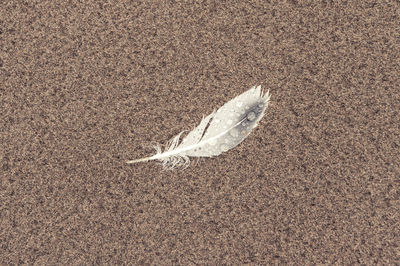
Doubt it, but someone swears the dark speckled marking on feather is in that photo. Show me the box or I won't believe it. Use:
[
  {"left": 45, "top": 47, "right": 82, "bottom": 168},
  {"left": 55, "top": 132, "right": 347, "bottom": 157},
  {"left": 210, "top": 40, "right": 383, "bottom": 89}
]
[{"left": 219, "top": 100, "right": 268, "bottom": 151}]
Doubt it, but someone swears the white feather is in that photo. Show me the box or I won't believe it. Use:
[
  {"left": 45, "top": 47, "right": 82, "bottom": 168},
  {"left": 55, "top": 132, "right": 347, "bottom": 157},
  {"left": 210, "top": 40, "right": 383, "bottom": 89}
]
[{"left": 127, "top": 85, "right": 271, "bottom": 170}]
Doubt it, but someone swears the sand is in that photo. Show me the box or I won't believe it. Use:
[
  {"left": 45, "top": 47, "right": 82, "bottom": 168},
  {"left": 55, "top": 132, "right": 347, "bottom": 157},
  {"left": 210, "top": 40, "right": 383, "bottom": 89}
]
[{"left": 1, "top": 1, "right": 399, "bottom": 264}]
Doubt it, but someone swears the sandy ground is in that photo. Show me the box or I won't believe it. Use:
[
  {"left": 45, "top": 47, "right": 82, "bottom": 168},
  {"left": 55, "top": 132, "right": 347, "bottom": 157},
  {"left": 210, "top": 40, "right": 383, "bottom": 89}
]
[{"left": 1, "top": 1, "right": 399, "bottom": 264}]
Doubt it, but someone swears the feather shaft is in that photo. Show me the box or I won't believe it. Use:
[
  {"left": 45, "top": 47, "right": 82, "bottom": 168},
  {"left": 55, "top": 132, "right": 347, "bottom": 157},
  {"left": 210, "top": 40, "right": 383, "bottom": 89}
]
[
  {"left": 126, "top": 116, "right": 248, "bottom": 164},
  {"left": 126, "top": 156, "right": 156, "bottom": 164}
]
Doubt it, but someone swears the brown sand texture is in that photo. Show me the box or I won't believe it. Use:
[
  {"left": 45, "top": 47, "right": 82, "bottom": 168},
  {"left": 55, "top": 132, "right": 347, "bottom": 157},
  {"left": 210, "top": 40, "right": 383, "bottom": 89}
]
[{"left": 1, "top": 1, "right": 399, "bottom": 265}]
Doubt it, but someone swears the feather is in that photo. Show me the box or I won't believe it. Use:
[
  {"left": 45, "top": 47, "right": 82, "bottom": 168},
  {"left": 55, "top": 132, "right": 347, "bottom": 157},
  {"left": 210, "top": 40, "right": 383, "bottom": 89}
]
[{"left": 127, "top": 85, "right": 271, "bottom": 170}]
